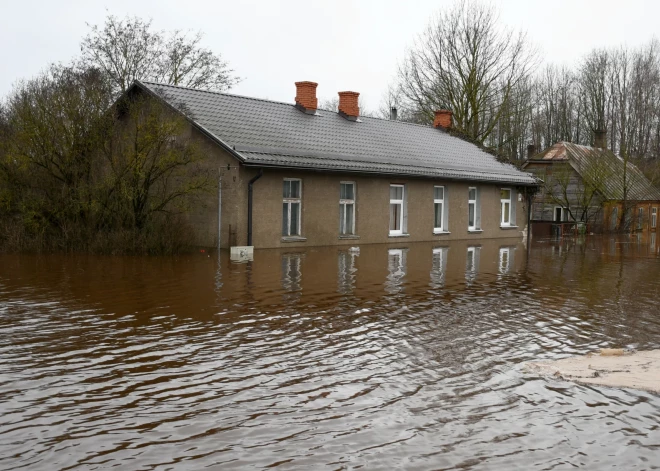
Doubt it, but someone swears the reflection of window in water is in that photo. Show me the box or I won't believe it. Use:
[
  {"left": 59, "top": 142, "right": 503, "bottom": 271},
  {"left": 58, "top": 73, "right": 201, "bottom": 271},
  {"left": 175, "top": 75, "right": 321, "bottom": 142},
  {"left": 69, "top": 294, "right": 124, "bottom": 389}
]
[
  {"left": 431, "top": 247, "right": 448, "bottom": 288},
  {"left": 466, "top": 246, "right": 481, "bottom": 284},
  {"left": 651, "top": 232, "right": 656, "bottom": 253},
  {"left": 338, "top": 250, "right": 358, "bottom": 294},
  {"left": 282, "top": 254, "right": 303, "bottom": 292},
  {"left": 498, "top": 247, "right": 515, "bottom": 274},
  {"left": 386, "top": 248, "right": 407, "bottom": 293}
]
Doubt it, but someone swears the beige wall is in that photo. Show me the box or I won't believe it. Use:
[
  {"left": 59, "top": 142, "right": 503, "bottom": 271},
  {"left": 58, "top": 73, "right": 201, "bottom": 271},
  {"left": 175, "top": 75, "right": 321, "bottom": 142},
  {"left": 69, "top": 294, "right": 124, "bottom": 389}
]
[{"left": 244, "top": 168, "right": 529, "bottom": 249}]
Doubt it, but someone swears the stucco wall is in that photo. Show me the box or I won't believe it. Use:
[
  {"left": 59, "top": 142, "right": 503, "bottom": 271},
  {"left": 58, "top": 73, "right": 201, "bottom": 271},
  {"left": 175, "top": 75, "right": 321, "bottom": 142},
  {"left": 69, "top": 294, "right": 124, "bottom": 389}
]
[{"left": 242, "top": 168, "right": 529, "bottom": 249}]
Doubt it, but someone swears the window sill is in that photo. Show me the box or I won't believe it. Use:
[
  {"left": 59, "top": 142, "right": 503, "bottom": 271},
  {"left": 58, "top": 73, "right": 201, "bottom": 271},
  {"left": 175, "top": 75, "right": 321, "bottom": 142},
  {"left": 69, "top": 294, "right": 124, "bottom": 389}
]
[
  {"left": 339, "top": 235, "right": 360, "bottom": 240},
  {"left": 433, "top": 230, "right": 451, "bottom": 235},
  {"left": 499, "top": 225, "right": 519, "bottom": 230},
  {"left": 467, "top": 229, "right": 483, "bottom": 233},
  {"left": 281, "top": 236, "right": 307, "bottom": 243},
  {"left": 388, "top": 233, "right": 410, "bottom": 238}
]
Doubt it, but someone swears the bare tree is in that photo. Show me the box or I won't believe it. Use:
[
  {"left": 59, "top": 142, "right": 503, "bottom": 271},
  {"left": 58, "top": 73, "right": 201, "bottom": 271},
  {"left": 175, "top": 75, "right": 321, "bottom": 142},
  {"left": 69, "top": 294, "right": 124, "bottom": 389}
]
[
  {"left": 81, "top": 14, "right": 240, "bottom": 96},
  {"left": 396, "top": 0, "right": 538, "bottom": 142}
]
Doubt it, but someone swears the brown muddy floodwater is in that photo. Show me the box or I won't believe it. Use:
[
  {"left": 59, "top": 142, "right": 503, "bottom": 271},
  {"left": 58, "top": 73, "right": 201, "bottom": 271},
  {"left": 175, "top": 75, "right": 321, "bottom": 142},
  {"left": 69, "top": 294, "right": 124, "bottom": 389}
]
[{"left": 0, "top": 236, "right": 659, "bottom": 470}]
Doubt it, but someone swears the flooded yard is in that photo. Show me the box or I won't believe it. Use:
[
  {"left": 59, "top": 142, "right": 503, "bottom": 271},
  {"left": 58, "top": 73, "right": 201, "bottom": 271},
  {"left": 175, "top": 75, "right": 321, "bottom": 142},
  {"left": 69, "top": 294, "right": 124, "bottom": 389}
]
[{"left": 0, "top": 236, "right": 659, "bottom": 470}]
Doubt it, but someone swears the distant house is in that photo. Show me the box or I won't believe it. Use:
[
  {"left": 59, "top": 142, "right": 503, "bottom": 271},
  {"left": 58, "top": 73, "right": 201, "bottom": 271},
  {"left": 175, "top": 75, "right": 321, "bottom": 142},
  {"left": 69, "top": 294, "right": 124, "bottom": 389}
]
[
  {"left": 522, "top": 135, "right": 660, "bottom": 236},
  {"left": 129, "top": 80, "right": 537, "bottom": 249}
]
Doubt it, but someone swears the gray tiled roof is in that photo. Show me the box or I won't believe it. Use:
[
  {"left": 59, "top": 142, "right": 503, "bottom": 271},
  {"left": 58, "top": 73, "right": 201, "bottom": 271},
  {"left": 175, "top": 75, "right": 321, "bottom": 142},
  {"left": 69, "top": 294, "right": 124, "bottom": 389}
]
[
  {"left": 528, "top": 142, "right": 660, "bottom": 201},
  {"left": 137, "top": 81, "right": 537, "bottom": 185}
]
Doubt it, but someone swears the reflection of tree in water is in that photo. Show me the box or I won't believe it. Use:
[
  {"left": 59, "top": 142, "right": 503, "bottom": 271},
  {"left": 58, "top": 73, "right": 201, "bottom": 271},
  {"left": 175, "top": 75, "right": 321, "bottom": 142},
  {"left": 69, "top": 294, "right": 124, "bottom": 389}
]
[
  {"left": 386, "top": 249, "right": 407, "bottom": 294},
  {"left": 430, "top": 247, "right": 448, "bottom": 289},
  {"left": 465, "top": 246, "right": 481, "bottom": 286},
  {"left": 337, "top": 250, "right": 359, "bottom": 295}
]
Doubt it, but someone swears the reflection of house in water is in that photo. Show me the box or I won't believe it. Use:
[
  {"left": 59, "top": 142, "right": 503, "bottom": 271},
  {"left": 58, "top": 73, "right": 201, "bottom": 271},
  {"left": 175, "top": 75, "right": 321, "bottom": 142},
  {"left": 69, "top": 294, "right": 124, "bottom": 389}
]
[
  {"left": 498, "top": 246, "right": 515, "bottom": 275},
  {"left": 386, "top": 248, "right": 408, "bottom": 294},
  {"left": 338, "top": 249, "right": 359, "bottom": 294},
  {"left": 466, "top": 246, "right": 481, "bottom": 285},
  {"left": 431, "top": 247, "right": 449, "bottom": 288},
  {"left": 282, "top": 253, "right": 303, "bottom": 292}
]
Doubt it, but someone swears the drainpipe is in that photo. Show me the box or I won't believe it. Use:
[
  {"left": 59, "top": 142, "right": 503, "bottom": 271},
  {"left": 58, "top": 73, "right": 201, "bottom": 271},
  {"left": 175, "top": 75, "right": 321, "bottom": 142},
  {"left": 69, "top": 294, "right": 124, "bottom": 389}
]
[{"left": 247, "top": 169, "right": 263, "bottom": 246}]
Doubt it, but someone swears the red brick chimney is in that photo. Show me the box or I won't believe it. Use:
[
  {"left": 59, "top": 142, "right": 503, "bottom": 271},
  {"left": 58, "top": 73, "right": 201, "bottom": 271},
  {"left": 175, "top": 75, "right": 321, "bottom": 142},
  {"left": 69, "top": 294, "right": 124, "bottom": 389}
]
[
  {"left": 434, "top": 110, "right": 452, "bottom": 130},
  {"left": 338, "top": 91, "right": 360, "bottom": 119},
  {"left": 295, "top": 81, "right": 318, "bottom": 112}
]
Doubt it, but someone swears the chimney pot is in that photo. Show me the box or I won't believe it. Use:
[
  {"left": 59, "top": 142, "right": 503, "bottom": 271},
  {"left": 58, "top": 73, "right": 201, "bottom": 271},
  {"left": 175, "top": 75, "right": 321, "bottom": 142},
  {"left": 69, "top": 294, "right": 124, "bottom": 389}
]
[
  {"left": 527, "top": 144, "right": 537, "bottom": 158},
  {"left": 295, "top": 81, "right": 318, "bottom": 112},
  {"left": 390, "top": 107, "right": 398, "bottom": 121},
  {"left": 434, "top": 110, "right": 452, "bottom": 130},
  {"left": 338, "top": 91, "right": 360, "bottom": 119},
  {"left": 594, "top": 129, "right": 607, "bottom": 149}
]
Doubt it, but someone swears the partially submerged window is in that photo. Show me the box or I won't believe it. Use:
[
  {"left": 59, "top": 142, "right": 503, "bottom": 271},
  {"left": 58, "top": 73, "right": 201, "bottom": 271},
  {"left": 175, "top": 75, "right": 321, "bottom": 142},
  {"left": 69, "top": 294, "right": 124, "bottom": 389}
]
[
  {"left": 468, "top": 187, "right": 481, "bottom": 231},
  {"left": 389, "top": 184, "right": 406, "bottom": 235},
  {"left": 433, "top": 186, "right": 447, "bottom": 233},
  {"left": 339, "top": 182, "right": 356, "bottom": 235},
  {"left": 283, "top": 179, "right": 302, "bottom": 236}
]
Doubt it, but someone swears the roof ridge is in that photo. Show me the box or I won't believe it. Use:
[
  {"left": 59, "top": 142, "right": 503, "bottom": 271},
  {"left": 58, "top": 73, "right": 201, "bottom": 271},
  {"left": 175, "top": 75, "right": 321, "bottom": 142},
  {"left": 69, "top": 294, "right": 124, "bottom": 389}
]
[
  {"left": 139, "top": 81, "right": 445, "bottom": 132},
  {"left": 139, "top": 80, "right": 296, "bottom": 107}
]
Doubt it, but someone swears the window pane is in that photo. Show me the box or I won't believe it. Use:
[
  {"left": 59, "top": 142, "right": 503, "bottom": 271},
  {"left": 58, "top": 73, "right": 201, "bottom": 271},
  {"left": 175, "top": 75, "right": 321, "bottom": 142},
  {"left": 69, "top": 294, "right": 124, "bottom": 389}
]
[
  {"left": 282, "top": 203, "right": 289, "bottom": 235},
  {"left": 346, "top": 204, "right": 354, "bottom": 234},
  {"left": 341, "top": 183, "right": 354, "bottom": 200},
  {"left": 390, "top": 203, "right": 401, "bottom": 230},
  {"left": 468, "top": 203, "right": 475, "bottom": 227},
  {"left": 503, "top": 202, "right": 510, "bottom": 224},
  {"left": 283, "top": 180, "right": 290, "bottom": 198},
  {"left": 290, "top": 180, "right": 300, "bottom": 198},
  {"left": 339, "top": 204, "right": 346, "bottom": 234},
  {"left": 291, "top": 202, "right": 300, "bottom": 235},
  {"left": 469, "top": 188, "right": 476, "bottom": 200},
  {"left": 434, "top": 186, "right": 444, "bottom": 200},
  {"left": 500, "top": 189, "right": 511, "bottom": 200},
  {"left": 390, "top": 185, "right": 403, "bottom": 200},
  {"left": 434, "top": 202, "right": 443, "bottom": 228}
]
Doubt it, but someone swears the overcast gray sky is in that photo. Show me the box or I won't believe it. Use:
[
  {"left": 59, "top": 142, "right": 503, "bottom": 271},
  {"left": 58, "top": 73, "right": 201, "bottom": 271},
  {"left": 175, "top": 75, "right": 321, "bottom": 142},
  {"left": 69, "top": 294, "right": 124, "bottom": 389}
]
[{"left": 2, "top": 0, "right": 659, "bottom": 111}]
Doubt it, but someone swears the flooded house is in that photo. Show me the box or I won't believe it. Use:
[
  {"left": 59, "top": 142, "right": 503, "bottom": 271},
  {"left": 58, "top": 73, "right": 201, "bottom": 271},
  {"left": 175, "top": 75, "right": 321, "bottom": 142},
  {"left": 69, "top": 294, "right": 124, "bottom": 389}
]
[
  {"left": 130, "top": 80, "right": 537, "bottom": 249},
  {"left": 523, "top": 132, "right": 660, "bottom": 236}
]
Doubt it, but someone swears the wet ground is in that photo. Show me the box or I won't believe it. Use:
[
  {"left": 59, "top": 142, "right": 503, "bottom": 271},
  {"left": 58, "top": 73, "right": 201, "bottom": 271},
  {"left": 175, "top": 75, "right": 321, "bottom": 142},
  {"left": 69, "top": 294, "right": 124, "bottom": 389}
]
[{"left": 0, "top": 235, "right": 659, "bottom": 470}]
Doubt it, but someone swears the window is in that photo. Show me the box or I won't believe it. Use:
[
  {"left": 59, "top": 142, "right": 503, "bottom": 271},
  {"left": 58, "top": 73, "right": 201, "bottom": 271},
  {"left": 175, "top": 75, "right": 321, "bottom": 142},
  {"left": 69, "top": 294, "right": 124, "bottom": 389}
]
[
  {"left": 652, "top": 207, "right": 657, "bottom": 229},
  {"left": 468, "top": 187, "right": 480, "bottom": 231},
  {"left": 282, "top": 179, "right": 301, "bottom": 236},
  {"left": 638, "top": 207, "right": 645, "bottom": 230},
  {"left": 500, "top": 189, "right": 512, "bottom": 226},
  {"left": 554, "top": 206, "right": 568, "bottom": 222},
  {"left": 433, "top": 186, "right": 446, "bottom": 233},
  {"left": 610, "top": 207, "right": 618, "bottom": 231},
  {"left": 389, "top": 185, "right": 405, "bottom": 235},
  {"left": 339, "top": 182, "right": 356, "bottom": 235}
]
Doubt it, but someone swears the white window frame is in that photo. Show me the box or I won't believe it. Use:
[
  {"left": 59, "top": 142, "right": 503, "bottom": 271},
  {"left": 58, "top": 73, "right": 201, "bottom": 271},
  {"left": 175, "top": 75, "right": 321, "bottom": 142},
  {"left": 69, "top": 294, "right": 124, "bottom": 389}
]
[
  {"left": 500, "top": 188, "right": 512, "bottom": 227},
  {"left": 433, "top": 186, "right": 445, "bottom": 233},
  {"left": 339, "top": 182, "right": 356, "bottom": 236},
  {"left": 554, "top": 206, "right": 568, "bottom": 222},
  {"left": 652, "top": 207, "right": 657, "bottom": 229},
  {"left": 468, "top": 187, "right": 477, "bottom": 231},
  {"left": 389, "top": 184, "right": 405, "bottom": 236},
  {"left": 282, "top": 178, "right": 302, "bottom": 237}
]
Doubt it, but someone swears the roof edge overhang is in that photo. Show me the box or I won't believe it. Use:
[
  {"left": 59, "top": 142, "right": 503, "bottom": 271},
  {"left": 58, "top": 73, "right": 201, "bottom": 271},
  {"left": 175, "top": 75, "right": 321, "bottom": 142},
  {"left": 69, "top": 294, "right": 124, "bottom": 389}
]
[
  {"left": 127, "top": 80, "right": 248, "bottom": 164},
  {"left": 241, "top": 161, "right": 539, "bottom": 187}
]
